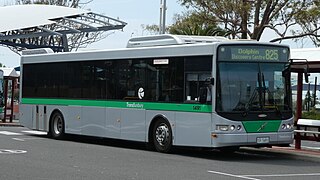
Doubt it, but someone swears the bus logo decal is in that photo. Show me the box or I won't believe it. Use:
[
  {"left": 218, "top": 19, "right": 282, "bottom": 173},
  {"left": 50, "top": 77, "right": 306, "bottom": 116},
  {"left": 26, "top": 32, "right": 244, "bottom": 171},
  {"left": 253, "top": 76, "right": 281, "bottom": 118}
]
[
  {"left": 127, "top": 102, "right": 144, "bottom": 109},
  {"left": 138, "top": 87, "right": 144, "bottom": 99},
  {"left": 257, "top": 122, "right": 268, "bottom": 132}
]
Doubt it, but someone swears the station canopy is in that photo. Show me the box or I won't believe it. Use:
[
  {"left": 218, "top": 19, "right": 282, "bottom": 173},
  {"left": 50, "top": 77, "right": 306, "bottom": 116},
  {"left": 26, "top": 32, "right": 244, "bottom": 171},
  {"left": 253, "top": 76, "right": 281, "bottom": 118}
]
[
  {"left": 291, "top": 48, "right": 320, "bottom": 73},
  {"left": 0, "top": 5, "right": 127, "bottom": 52}
]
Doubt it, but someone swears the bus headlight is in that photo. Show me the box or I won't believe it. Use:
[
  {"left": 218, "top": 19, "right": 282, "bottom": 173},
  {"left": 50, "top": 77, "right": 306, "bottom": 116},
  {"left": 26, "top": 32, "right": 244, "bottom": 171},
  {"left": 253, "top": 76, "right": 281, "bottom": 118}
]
[
  {"left": 216, "top": 125, "right": 242, "bottom": 131},
  {"left": 281, "top": 123, "right": 292, "bottom": 130},
  {"left": 230, "top": 125, "right": 235, "bottom": 131},
  {"left": 217, "top": 125, "right": 229, "bottom": 131},
  {"left": 237, "top": 125, "right": 242, "bottom": 131}
]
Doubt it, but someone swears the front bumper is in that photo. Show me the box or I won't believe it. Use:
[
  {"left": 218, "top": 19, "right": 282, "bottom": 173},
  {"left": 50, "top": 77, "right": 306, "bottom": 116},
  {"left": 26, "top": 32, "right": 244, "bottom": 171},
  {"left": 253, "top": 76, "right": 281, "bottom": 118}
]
[{"left": 211, "top": 131, "right": 294, "bottom": 147}]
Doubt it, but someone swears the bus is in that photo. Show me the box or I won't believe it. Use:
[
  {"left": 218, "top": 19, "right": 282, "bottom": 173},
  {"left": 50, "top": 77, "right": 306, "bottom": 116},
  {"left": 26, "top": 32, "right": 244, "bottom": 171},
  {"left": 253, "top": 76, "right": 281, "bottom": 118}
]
[{"left": 19, "top": 34, "right": 294, "bottom": 153}]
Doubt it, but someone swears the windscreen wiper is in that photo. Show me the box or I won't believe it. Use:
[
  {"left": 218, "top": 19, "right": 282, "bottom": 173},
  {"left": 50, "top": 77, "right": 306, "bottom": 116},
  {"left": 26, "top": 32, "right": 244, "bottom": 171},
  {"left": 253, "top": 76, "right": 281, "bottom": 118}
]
[{"left": 257, "top": 72, "right": 263, "bottom": 110}]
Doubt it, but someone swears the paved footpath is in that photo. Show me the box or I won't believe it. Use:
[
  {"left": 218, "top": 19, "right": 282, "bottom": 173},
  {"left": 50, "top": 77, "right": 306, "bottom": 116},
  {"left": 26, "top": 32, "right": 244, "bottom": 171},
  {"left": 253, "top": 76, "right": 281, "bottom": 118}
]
[{"left": 0, "top": 120, "right": 21, "bottom": 127}]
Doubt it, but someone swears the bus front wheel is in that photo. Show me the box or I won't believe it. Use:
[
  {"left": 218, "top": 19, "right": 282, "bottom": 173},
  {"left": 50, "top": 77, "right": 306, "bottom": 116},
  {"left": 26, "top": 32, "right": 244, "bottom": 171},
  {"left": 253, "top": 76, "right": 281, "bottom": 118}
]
[
  {"left": 152, "top": 119, "right": 173, "bottom": 153},
  {"left": 49, "top": 111, "right": 65, "bottom": 139}
]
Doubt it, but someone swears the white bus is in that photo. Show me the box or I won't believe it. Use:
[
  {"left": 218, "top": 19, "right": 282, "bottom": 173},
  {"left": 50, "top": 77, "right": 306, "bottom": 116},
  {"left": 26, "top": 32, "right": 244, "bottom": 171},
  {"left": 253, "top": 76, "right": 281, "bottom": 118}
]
[{"left": 20, "top": 35, "right": 294, "bottom": 152}]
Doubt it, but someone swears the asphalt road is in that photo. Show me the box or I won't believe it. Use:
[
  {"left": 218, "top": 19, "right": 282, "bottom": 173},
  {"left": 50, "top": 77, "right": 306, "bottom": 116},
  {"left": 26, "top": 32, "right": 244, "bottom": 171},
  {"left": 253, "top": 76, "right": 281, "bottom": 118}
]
[{"left": 1, "top": 126, "right": 320, "bottom": 180}]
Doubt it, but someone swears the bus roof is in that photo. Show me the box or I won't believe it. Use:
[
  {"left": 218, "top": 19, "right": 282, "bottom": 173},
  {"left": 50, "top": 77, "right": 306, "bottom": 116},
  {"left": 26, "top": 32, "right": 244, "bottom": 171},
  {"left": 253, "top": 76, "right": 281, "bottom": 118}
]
[{"left": 21, "top": 36, "right": 289, "bottom": 64}]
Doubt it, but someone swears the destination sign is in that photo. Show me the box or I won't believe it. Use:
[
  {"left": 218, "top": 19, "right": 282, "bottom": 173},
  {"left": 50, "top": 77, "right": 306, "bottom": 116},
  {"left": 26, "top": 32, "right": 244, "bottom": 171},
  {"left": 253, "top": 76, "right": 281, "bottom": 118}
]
[{"left": 218, "top": 45, "right": 289, "bottom": 62}]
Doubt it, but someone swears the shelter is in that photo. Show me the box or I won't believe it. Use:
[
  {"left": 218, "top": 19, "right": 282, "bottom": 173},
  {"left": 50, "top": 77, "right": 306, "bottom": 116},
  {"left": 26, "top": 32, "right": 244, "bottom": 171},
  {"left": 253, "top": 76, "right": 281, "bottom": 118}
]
[
  {"left": 290, "top": 48, "right": 320, "bottom": 123},
  {"left": 0, "top": 5, "right": 127, "bottom": 52},
  {"left": 0, "top": 68, "right": 19, "bottom": 122}
]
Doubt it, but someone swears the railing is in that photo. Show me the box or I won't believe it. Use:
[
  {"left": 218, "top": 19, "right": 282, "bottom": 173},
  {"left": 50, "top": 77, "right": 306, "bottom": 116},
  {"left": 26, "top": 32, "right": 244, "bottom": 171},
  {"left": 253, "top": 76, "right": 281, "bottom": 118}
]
[{"left": 294, "top": 119, "right": 320, "bottom": 149}]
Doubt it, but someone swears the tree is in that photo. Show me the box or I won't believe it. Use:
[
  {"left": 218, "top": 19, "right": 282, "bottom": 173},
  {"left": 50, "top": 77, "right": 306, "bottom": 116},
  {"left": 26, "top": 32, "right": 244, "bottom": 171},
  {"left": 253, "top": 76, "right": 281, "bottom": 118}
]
[
  {"left": 144, "top": 11, "right": 228, "bottom": 37},
  {"left": 178, "top": 0, "right": 320, "bottom": 45},
  {"left": 293, "top": 1, "right": 320, "bottom": 46},
  {"left": 169, "top": 12, "right": 229, "bottom": 36}
]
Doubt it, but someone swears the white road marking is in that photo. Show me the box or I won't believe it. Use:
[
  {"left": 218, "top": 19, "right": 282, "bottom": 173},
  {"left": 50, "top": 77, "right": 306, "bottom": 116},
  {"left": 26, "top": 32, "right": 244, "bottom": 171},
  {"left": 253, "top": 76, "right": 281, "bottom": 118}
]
[
  {"left": 0, "top": 149, "right": 27, "bottom": 154},
  {"left": 0, "top": 130, "right": 47, "bottom": 136},
  {"left": 244, "top": 173, "right": 320, "bottom": 177},
  {"left": 207, "top": 171, "right": 261, "bottom": 180},
  {"left": 12, "top": 137, "right": 44, "bottom": 142},
  {"left": 22, "top": 130, "right": 47, "bottom": 135},
  {"left": 0, "top": 131, "right": 23, "bottom": 135},
  {"left": 12, "top": 138, "right": 25, "bottom": 142}
]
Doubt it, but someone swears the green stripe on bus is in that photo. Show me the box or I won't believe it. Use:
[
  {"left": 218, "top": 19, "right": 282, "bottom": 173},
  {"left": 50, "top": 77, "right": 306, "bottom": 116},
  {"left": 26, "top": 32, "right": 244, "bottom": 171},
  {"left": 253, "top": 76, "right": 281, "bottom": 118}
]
[
  {"left": 21, "top": 98, "right": 212, "bottom": 113},
  {"left": 242, "top": 120, "right": 281, "bottom": 133}
]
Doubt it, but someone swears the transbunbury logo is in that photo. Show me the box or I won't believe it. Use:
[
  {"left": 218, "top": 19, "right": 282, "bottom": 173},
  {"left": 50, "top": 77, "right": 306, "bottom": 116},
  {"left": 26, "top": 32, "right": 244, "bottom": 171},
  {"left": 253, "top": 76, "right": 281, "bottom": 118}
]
[{"left": 126, "top": 102, "right": 144, "bottom": 109}]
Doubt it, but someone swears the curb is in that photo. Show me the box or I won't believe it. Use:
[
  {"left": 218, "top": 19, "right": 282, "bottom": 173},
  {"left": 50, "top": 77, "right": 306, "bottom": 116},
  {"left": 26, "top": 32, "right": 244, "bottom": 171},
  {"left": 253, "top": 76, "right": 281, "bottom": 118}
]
[
  {"left": 243, "top": 146, "right": 320, "bottom": 161},
  {"left": 0, "top": 123, "right": 22, "bottom": 127}
]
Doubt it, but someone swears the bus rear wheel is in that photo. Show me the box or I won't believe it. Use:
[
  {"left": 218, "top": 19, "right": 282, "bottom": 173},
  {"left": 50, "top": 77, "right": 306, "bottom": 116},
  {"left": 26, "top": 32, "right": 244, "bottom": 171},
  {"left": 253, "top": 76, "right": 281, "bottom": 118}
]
[
  {"left": 152, "top": 119, "right": 172, "bottom": 153},
  {"left": 49, "top": 112, "right": 65, "bottom": 139}
]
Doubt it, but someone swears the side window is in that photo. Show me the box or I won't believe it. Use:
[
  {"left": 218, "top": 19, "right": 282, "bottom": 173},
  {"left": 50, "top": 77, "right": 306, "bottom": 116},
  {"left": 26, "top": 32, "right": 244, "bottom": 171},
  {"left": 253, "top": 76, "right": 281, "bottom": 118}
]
[
  {"left": 67, "top": 62, "right": 82, "bottom": 99},
  {"left": 146, "top": 57, "right": 184, "bottom": 102},
  {"left": 185, "top": 56, "right": 212, "bottom": 103},
  {"left": 81, "top": 61, "right": 106, "bottom": 99},
  {"left": 23, "top": 63, "right": 68, "bottom": 98}
]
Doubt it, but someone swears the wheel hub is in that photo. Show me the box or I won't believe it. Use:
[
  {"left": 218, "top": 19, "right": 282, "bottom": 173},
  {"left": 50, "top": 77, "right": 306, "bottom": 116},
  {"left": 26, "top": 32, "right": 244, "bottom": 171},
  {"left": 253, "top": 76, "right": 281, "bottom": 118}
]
[
  {"left": 53, "top": 117, "right": 63, "bottom": 135},
  {"left": 155, "top": 123, "right": 170, "bottom": 146}
]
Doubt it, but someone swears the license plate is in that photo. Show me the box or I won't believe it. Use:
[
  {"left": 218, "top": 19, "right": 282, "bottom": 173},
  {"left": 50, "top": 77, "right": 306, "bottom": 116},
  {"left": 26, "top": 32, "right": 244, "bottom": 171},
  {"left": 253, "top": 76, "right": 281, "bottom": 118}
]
[{"left": 257, "top": 137, "right": 270, "bottom": 144}]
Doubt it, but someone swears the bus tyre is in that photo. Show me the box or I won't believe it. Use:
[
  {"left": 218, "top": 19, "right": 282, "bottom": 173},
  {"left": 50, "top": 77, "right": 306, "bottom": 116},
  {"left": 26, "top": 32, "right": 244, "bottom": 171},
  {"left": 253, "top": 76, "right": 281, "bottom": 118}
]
[
  {"left": 49, "top": 112, "right": 65, "bottom": 139},
  {"left": 152, "top": 119, "right": 172, "bottom": 153}
]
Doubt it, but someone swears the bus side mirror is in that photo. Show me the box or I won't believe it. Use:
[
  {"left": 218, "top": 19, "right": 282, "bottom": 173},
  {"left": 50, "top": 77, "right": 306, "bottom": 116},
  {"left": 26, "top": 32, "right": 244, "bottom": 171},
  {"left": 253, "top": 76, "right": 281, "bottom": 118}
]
[
  {"left": 304, "top": 68, "right": 310, "bottom": 83},
  {"left": 210, "top": 78, "right": 214, "bottom": 86}
]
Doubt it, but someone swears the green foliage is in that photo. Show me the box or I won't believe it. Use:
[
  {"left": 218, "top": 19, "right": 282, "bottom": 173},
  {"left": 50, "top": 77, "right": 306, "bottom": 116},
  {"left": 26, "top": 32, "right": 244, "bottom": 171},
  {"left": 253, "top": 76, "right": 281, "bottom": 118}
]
[
  {"left": 168, "top": 12, "right": 229, "bottom": 36},
  {"left": 177, "top": 0, "right": 320, "bottom": 44},
  {"left": 302, "top": 109, "right": 320, "bottom": 120}
]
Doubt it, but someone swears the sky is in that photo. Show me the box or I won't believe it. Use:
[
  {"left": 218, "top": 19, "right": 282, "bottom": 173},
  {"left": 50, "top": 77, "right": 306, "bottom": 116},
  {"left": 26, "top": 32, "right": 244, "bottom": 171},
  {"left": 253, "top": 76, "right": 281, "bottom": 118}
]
[
  {"left": 0, "top": 0, "right": 317, "bottom": 68},
  {"left": 0, "top": 0, "right": 185, "bottom": 67}
]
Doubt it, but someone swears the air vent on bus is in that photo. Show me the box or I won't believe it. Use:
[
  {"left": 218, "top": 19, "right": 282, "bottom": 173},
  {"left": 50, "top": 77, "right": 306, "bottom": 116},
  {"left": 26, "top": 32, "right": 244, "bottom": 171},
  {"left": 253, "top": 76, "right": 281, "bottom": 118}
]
[
  {"left": 22, "top": 48, "right": 54, "bottom": 55},
  {"left": 126, "top": 34, "right": 229, "bottom": 48}
]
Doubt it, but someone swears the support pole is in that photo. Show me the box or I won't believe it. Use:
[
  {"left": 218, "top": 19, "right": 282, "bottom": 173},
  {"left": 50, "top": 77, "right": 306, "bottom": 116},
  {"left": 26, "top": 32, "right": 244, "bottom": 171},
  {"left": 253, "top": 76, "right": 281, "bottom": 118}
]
[
  {"left": 159, "top": 0, "right": 167, "bottom": 34},
  {"left": 314, "top": 77, "right": 317, "bottom": 107},
  {"left": 296, "top": 73, "right": 303, "bottom": 125},
  {"left": 295, "top": 73, "right": 303, "bottom": 149},
  {"left": 10, "top": 79, "right": 15, "bottom": 122},
  {"left": 3, "top": 79, "right": 8, "bottom": 123}
]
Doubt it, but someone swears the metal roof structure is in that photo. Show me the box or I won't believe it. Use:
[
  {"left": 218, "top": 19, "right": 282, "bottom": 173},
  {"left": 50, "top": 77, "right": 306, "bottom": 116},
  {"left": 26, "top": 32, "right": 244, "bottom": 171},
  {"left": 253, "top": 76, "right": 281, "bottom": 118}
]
[
  {"left": 0, "top": 68, "right": 19, "bottom": 77},
  {"left": 289, "top": 48, "right": 320, "bottom": 124},
  {"left": 0, "top": 5, "right": 127, "bottom": 52},
  {"left": 291, "top": 48, "right": 320, "bottom": 73}
]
